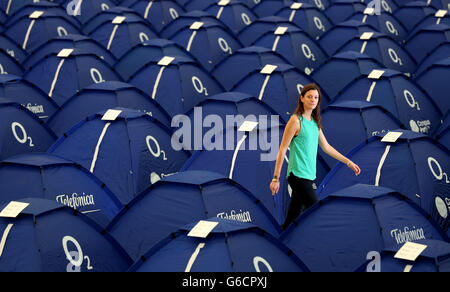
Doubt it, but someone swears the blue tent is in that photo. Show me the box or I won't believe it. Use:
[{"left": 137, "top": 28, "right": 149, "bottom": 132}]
[
  {"left": 237, "top": 16, "right": 301, "bottom": 47},
  {"left": 346, "top": 12, "right": 409, "bottom": 44},
  {"left": 204, "top": 0, "right": 258, "bottom": 36},
  {"left": 48, "top": 108, "right": 191, "bottom": 205},
  {"left": 0, "top": 49, "right": 24, "bottom": 76},
  {"left": 3, "top": 1, "right": 82, "bottom": 30},
  {"left": 0, "top": 34, "right": 28, "bottom": 64},
  {"left": 121, "top": 0, "right": 186, "bottom": 33},
  {"left": 252, "top": 25, "right": 328, "bottom": 75},
  {"left": 318, "top": 130, "right": 450, "bottom": 221},
  {"left": 82, "top": 6, "right": 146, "bottom": 35},
  {"left": 275, "top": 3, "right": 333, "bottom": 40},
  {"left": 414, "top": 41, "right": 450, "bottom": 76},
  {"left": 434, "top": 113, "right": 449, "bottom": 148},
  {"left": 324, "top": 0, "right": 366, "bottom": 25},
  {"left": 318, "top": 20, "right": 377, "bottom": 57},
  {"left": 22, "top": 34, "right": 117, "bottom": 69},
  {"left": 115, "top": 38, "right": 196, "bottom": 81},
  {"left": 337, "top": 32, "right": 417, "bottom": 74},
  {"left": 0, "top": 0, "right": 52, "bottom": 16},
  {"left": 106, "top": 171, "right": 282, "bottom": 261},
  {"left": 404, "top": 24, "right": 450, "bottom": 65},
  {"left": 23, "top": 49, "right": 123, "bottom": 107},
  {"left": 4, "top": 11, "right": 81, "bottom": 53},
  {"left": 170, "top": 21, "right": 243, "bottom": 71},
  {"left": 0, "top": 153, "right": 123, "bottom": 228},
  {"left": 249, "top": 0, "right": 294, "bottom": 18},
  {"left": 180, "top": 123, "right": 293, "bottom": 225},
  {"left": 61, "top": 0, "right": 117, "bottom": 25},
  {"left": 0, "top": 74, "right": 59, "bottom": 121},
  {"left": 393, "top": 1, "right": 437, "bottom": 32},
  {"left": 128, "top": 218, "right": 310, "bottom": 272},
  {"left": 431, "top": 182, "right": 450, "bottom": 237},
  {"left": 182, "top": 0, "right": 220, "bottom": 12},
  {"left": 0, "top": 198, "right": 132, "bottom": 272},
  {"left": 320, "top": 100, "right": 403, "bottom": 169},
  {"left": 88, "top": 15, "right": 158, "bottom": 60},
  {"left": 333, "top": 69, "right": 443, "bottom": 135},
  {"left": 47, "top": 81, "right": 172, "bottom": 137},
  {"left": 212, "top": 46, "right": 291, "bottom": 91},
  {"left": 233, "top": 63, "right": 323, "bottom": 123},
  {"left": 159, "top": 10, "right": 224, "bottom": 39},
  {"left": 357, "top": 240, "right": 450, "bottom": 272},
  {"left": 0, "top": 99, "right": 56, "bottom": 160},
  {"left": 311, "top": 51, "right": 383, "bottom": 100},
  {"left": 128, "top": 56, "right": 224, "bottom": 117},
  {"left": 414, "top": 57, "right": 450, "bottom": 116},
  {"left": 408, "top": 12, "right": 450, "bottom": 37},
  {"left": 281, "top": 184, "right": 448, "bottom": 272}
]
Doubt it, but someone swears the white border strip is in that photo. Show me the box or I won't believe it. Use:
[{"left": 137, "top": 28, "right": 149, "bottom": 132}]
[{"left": 90, "top": 123, "right": 111, "bottom": 173}]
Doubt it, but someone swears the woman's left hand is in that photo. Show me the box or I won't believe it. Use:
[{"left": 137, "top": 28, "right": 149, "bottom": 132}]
[{"left": 348, "top": 161, "right": 361, "bottom": 176}]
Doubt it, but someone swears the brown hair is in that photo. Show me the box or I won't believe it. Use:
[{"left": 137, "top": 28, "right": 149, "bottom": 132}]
[{"left": 293, "top": 83, "right": 322, "bottom": 129}]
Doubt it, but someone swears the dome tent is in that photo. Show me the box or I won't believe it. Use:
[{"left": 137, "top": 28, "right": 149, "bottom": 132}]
[{"left": 106, "top": 171, "right": 282, "bottom": 261}]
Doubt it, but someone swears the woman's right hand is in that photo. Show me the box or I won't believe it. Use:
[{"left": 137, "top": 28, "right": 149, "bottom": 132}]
[{"left": 270, "top": 181, "right": 280, "bottom": 196}]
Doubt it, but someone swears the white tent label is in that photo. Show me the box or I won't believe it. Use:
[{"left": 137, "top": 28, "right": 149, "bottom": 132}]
[
  {"left": 102, "top": 109, "right": 122, "bottom": 121},
  {"left": 0, "top": 202, "right": 29, "bottom": 218},
  {"left": 381, "top": 131, "right": 403, "bottom": 143},
  {"left": 187, "top": 221, "right": 219, "bottom": 238},
  {"left": 394, "top": 242, "right": 427, "bottom": 262}
]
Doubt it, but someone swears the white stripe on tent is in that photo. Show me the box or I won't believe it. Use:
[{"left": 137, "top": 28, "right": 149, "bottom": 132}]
[
  {"left": 23, "top": 20, "right": 36, "bottom": 50},
  {"left": 375, "top": 145, "right": 391, "bottom": 186},
  {"left": 360, "top": 41, "right": 368, "bottom": 54},
  {"left": 258, "top": 75, "right": 271, "bottom": 100},
  {"left": 6, "top": 0, "right": 12, "bottom": 15},
  {"left": 272, "top": 36, "right": 281, "bottom": 52},
  {"left": 74, "top": 0, "right": 83, "bottom": 16},
  {"left": 436, "top": 18, "right": 441, "bottom": 24},
  {"left": 107, "top": 25, "right": 120, "bottom": 51},
  {"left": 362, "top": 15, "right": 368, "bottom": 23},
  {"left": 90, "top": 122, "right": 112, "bottom": 173},
  {"left": 366, "top": 81, "right": 377, "bottom": 102},
  {"left": 185, "top": 242, "right": 205, "bottom": 272},
  {"left": 48, "top": 59, "right": 66, "bottom": 98},
  {"left": 0, "top": 224, "right": 13, "bottom": 257},
  {"left": 404, "top": 264, "right": 413, "bottom": 272},
  {"left": 289, "top": 10, "right": 297, "bottom": 22},
  {"left": 152, "top": 66, "right": 166, "bottom": 100},
  {"left": 229, "top": 134, "right": 247, "bottom": 179},
  {"left": 186, "top": 31, "right": 198, "bottom": 52},
  {"left": 216, "top": 6, "right": 225, "bottom": 19},
  {"left": 144, "top": 1, "right": 154, "bottom": 19}
]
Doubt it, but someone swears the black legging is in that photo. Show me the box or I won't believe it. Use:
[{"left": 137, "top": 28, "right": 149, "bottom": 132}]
[{"left": 282, "top": 173, "right": 319, "bottom": 230}]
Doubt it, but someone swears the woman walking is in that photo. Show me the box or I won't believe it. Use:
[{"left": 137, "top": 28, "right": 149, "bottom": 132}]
[{"left": 270, "top": 83, "right": 361, "bottom": 230}]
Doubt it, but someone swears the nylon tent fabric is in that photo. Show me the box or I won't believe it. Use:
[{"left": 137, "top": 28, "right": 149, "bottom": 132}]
[
  {"left": 211, "top": 46, "right": 291, "bottom": 91},
  {"left": 0, "top": 34, "right": 29, "bottom": 64},
  {"left": 323, "top": 0, "right": 366, "bottom": 25},
  {"left": 88, "top": 15, "right": 158, "bottom": 60},
  {"left": 128, "top": 56, "right": 224, "bottom": 118},
  {"left": 106, "top": 171, "right": 282, "bottom": 261},
  {"left": 414, "top": 57, "right": 450, "bottom": 116},
  {"left": 204, "top": 0, "right": 258, "bottom": 36},
  {"left": 281, "top": 184, "right": 448, "bottom": 272},
  {"left": 0, "top": 0, "right": 53, "bottom": 16},
  {"left": 47, "top": 81, "right": 172, "bottom": 137},
  {"left": 233, "top": 63, "right": 322, "bottom": 123},
  {"left": 48, "top": 107, "right": 191, "bottom": 206},
  {"left": 3, "top": 11, "right": 81, "bottom": 54},
  {"left": 249, "top": 0, "right": 294, "bottom": 18},
  {"left": 332, "top": 68, "right": 443, "bottom": 135},
  {"left": 393, "top": 1, "right": 437, "bottom": 32},
  {"left": 319, "top": 100, "right": 403, "bottom": 169},
  {"left": 404, "top": 24, "right": 450, "bottom": 65},
  {"left": 23, "top": 49, "right": 123, "bottom": 107},
  {"left": 121, "top": 0, "right": 186, "bottom": 34},
  {"left": 414, "top": 41, "right": 449, "bottom": 77},
  {"left": 317, "top": 130, "right": 450, "bottom": 223},
  {"left": 407, "top": 11, "right": 450, "bottom": 38},
  {"left": 0, "top": 198, "right": 132, "bottom": 272},
  {"left": 169, "top": 21, "right": 243, "bottom": 72},
  {"left": 180, "top": 123, "right": 293, "bottom": 225},
  {"left": 431, "top": 182, "right": 450, "bottom": 237},
  {"left": 0, "top": 153, "right": 123, "bottom": 228},
  {"left": 252, "top": 25, "right": 328, "bottom": 75},
  {"left": 60, "top": 0, "right": 117, "bottom": 25},
  {"left": 82, "top": 6, "right": 146, "bottom": 35},
  {"left": 434, "top": 113, "right": 449, "bottom": 148},
  {"left": 275, "top": 3, "right": 334, "bottom": 41},
  {"left": 21, "top": 34, "right": 117, "bottom": 70},
  {"left": 182, "top": 0, "right": 221, "bottom": 12},
  {"left": 311, "top": 51, "right": 384, "bottom": 100},
  {"left": 336, "top": 32, "right": 417, "bottom": 75},
  {"left": 128, "top": 217, "right": 309, "bottom": 272},
  {"left": 346, "top": 11, "right": 409, "bottom": 44},
  {"left": 114, "top": 38, "right": 196, "bottom": 81},
  {"left": 357, "top": 240, "right": 450, "bottom": 272},
  {"left": 0, "top": 74, "right": 59, "bottom": 122},
  {"left": 318, "top": 20, "right": 377, "bottom": 57},
  {"left": 0, "top": 49, "right": 24, "bottom": 77},
  {"left": 0, "top": 98, "right": 57, "bottom": 160}
]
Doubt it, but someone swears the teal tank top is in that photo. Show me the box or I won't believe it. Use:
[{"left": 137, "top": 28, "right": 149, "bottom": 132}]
[{"left": 287, "top": 114, "right": 319, "bottom": 181}]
